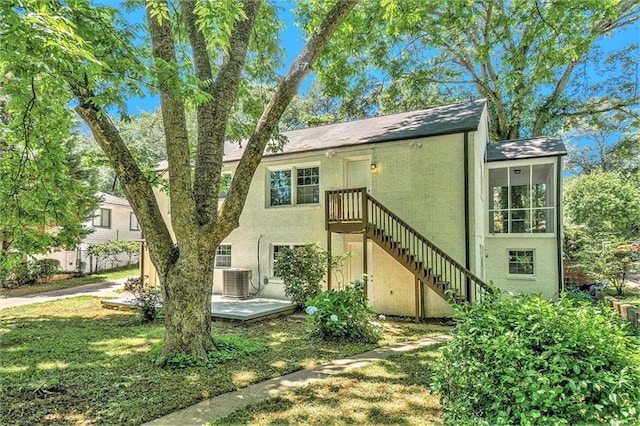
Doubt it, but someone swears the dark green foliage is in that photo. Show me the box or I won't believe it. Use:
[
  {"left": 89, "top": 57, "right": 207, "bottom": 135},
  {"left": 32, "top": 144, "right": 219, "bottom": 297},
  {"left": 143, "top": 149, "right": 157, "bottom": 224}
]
[
  {"left": 1, "top": 258, "right": 60, "bottom": 288},
  {"left": 33, "top": 259, "right": 60, "bottom": 284},
  {"left": 273, "top": 243, "right": 328, "bottom": 308},
  {"left": 305, "top": 286, "right": 381, "bottom": 343},
  {"left": 152, "top": 335, "right": 267, "bottom": 368},
  {"left": 432, "top": 289, "right": 640, "bottom": 424},
  {"left": 2, "top": 259, "right": 36, "bottom": 288}
]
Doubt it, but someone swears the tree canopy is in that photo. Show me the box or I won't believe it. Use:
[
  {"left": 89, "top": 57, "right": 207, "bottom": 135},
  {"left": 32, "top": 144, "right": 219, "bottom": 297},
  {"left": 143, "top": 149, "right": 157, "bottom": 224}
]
[
  {"left": 299, "top": 0, "right": 639, "bottom": 141},
  {"left": 0, "top": 0, "right": 358, "bottom": 361}
]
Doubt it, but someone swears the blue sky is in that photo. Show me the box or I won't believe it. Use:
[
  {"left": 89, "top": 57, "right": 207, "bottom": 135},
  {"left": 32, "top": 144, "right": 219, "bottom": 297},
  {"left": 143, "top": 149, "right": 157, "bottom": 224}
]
[{"left": 119, "top": 2, "right": 639, "bottom": 117}]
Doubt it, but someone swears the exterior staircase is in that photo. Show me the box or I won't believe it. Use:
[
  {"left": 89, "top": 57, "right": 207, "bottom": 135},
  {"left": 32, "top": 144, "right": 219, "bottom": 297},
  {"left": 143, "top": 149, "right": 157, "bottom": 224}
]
[{"left": 325, "top": 188, "right": 492, "bottom": 318}]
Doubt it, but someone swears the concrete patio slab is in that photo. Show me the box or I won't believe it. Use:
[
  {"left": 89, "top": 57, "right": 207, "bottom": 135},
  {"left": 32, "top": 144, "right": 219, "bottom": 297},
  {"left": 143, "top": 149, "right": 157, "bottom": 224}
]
[{"left": 101, "top": 294, "right": 296, "bottom": 321}]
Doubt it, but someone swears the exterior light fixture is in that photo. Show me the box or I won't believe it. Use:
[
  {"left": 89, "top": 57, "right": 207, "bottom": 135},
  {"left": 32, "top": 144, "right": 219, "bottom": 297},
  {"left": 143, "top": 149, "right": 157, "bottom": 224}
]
[
  {"left": 513, "top": 169, "right": 521, "bottom": 174},
  {"left": 370, "top": 163, "right": 378, "bottom": 171}
]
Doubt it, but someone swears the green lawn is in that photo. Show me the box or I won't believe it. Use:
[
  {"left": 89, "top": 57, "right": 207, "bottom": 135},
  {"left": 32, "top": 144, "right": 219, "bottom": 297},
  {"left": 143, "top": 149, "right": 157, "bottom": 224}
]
[
  {"left": 213, "top": 345, "right": 443, "bottom": 425},
  {"left": 0, "top": 297, "right": 448, "bottom": 425},
  {"left": 0, "top": 267, "right": 138, "bottom": 298}
]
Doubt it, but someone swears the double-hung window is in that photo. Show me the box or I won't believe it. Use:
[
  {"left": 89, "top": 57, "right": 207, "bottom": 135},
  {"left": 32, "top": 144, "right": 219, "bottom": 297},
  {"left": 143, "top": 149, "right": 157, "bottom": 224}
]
[
  {"left": 92, "top": 208, "right": 111, "bottom": 228},
  {"left": 489, "top": 164, "right": 555, "bottom": 233},
  {"left": 269, "top": 166, "right": 319, "bottom": 206},
  {"left": 215, "top": 245, "right": 232, "bottom": 268}
]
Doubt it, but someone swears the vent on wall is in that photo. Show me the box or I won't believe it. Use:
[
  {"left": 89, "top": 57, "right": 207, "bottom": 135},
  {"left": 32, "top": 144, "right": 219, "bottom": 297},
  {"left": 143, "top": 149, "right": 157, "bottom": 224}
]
[{"left": 222, "top": 268, "right": 250, "bottom": 299}]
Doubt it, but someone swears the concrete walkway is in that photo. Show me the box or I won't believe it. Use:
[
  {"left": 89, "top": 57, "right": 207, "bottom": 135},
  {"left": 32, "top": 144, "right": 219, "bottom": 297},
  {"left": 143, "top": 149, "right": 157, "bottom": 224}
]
[
  {"left": 0, "top": 278, "right": 128, "bottom": 310},
  {"left": 144, "top": 335, "right": 452, "bottom": 426}
]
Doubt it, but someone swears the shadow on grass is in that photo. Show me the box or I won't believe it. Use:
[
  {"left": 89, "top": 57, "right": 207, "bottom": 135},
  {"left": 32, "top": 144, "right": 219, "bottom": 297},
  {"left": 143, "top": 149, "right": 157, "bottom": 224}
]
[
  {"left": 0, "top": 298, "right": 439, "bottom": 425},
  {"left": 213, "top": 346, "right": 444, "bottom": 425}
]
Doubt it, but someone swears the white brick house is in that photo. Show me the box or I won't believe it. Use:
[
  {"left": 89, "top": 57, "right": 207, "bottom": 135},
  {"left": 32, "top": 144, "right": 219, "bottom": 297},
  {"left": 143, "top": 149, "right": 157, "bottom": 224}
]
[{"left": 142, "top": 99, "right": 566, "bottom": 318}]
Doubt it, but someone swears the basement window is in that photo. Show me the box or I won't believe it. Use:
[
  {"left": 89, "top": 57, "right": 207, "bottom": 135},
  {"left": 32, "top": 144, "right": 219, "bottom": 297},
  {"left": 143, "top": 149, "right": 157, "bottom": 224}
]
[
  {"left": 508, "top": 250, "right": 534, "bottom": 275},
  {"left": 215, "top": 244, "right": 232, "bottom": 268}
]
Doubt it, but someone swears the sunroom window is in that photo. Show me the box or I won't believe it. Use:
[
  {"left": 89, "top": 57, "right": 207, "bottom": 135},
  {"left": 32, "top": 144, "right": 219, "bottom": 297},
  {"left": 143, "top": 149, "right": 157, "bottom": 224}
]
[{"left": 489, "top": 164, "right": 555, "bottom": 233}]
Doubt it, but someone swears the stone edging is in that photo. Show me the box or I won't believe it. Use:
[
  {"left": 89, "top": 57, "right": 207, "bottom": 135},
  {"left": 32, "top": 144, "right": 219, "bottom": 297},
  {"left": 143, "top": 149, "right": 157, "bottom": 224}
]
[{"left": 601, "top": 295, "right": 640, "bottom": 328}]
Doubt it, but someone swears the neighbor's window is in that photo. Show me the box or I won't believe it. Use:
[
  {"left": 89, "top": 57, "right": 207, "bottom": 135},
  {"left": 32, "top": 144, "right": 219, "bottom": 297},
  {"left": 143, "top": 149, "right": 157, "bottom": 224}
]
[
  {"left": 269, "top": 166, "right": 320, "bottom": 206},
  {"left": 489, "top": 164, "right": 555, "bottom": 233},
  {"left": 92, "top": 208, "right": 111, "bottom": 228},
  {"left": 508, "top": 250, "right": 534, "bottom": 275},
  {"left": 130, "top": 213, "right": 140, "bottom": 231},
  {"left": 215, "top": 244, "right": 232, "bottom": 268}
]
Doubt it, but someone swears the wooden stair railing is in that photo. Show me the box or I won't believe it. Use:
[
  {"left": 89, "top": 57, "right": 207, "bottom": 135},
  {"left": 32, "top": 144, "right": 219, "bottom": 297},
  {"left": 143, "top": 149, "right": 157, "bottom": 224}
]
[{"left": 326, "top": 188, "right": 493, "bottom": 304}]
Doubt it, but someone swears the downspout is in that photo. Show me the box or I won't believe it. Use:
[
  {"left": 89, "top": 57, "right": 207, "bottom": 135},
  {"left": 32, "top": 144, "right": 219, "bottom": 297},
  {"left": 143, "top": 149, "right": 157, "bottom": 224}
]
[
  {"left": 556, "top": 156, "right": 564, "bottom": 293},
  {"left": 463, "top": 132, "right": 471, "bottom": 301}
]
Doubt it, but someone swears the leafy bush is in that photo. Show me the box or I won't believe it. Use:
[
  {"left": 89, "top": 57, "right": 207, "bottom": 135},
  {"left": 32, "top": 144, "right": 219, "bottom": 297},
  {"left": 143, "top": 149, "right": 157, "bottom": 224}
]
[
  {"left": 273, "top": 243, "right": 328, "bottom": 308},
  {"left": 2, "top": 259, "right": 36, "bottom": 288},
  {"left": 130, "top": 282, "right": 163, "bottom": 323},
  {"left": 34, "top": 259, "right": 60, "bottom": 284},
  {"left": 432, "top": 289, "right": 640, "bottom": 425},
  {"left": 305, "top": 285, "right": 381, "bottom": 343},
  {"left": 151, "top": 335, "right": 267, "bottom": 368}
]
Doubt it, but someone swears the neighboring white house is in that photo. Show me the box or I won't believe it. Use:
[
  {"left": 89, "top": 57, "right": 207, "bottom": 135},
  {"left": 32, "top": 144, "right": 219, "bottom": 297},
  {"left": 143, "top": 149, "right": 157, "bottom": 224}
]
[
  {"left": 44, "top": 192, "right": 142, "bottom": 273},
  {"left": 141, "top": 99, "right": 566, "bottom": 319}
]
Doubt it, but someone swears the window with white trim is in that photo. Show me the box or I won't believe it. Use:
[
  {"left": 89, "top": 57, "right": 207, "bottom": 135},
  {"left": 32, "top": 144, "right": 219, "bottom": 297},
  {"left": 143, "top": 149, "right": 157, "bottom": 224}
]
[
  {"left": 269, "top": 166, "right": 319, "bottom": 206},
  {"left": 215, "top": 244, "right": 232, "bottom": 268},
  {"left": 489, "top": 164, "right": 555, "bottom": 233},
  {"left": 92, "top": 208, "right": 111, "bottom": 228},
  {"left": 130, "top": 213, "right": 140, "bottom": 231},
  {"left": 508, "top": 250, "right": 534, "bottom": 275}
]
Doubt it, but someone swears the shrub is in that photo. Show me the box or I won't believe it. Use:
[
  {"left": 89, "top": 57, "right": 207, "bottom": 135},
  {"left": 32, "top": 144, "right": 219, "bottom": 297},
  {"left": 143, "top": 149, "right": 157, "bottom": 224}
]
[
  {"left": 432, "top": 289, "right": 640, "bottom": 425},
  {"left": 130, "top": 281, "right": 162, "bottom": 323},
  {"left": 3, "top": 259, "right": 37, "bottom": 288},
  {"left": 305, "top": 285, "right": 381, "bottom": 343},
  {"left": 34, "top": 259, "right": 60, "bottom": 284},
  {"left": 273, "top": 243, "right": 328, "bottom": 308}
]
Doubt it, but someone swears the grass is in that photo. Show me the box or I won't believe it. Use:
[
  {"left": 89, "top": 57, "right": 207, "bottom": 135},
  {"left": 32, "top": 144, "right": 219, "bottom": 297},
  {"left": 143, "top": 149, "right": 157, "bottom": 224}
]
[
  {"left": 212, "top": 344, "right": 444, "bottom": 425},
  {"left": 0, "top": 297, "right": 449, "bottom": 425},
  {"left": 0, "top": 267, "right": 138, "bottom": 298}
]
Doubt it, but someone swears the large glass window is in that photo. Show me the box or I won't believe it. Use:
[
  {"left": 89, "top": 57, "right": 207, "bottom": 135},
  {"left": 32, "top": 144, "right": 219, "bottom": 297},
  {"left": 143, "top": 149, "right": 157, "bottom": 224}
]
[
  {"left": 269, "top": 166, "right": 320, "bottom": 206},
  {"left": 489, "top": 164, "right": 555, "bottom": 233},
  {"left": 92, "top": 208, "right": 111, "bottom": 228}
]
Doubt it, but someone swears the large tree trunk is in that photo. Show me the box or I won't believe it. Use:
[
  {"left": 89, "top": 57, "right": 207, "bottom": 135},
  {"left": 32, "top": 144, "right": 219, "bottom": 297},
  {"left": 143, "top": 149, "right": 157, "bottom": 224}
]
[{"left": 161, "top": 241, "right": 217, "bottom": 359}]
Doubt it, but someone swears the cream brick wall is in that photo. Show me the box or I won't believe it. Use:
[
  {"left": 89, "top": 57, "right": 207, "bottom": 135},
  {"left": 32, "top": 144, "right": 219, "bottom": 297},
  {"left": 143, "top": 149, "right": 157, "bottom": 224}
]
[
  {"left": 484, "top": 235, "right": 559, "bottom": 298},
  {"left": 141, "top": 121, "right": 561, "bottom": 315},
  {"left": 483, "top": 157, "right": 561, "bottom": 298},
  {"left": 143, "top": 134, "right": 479, "bottom": 316}
]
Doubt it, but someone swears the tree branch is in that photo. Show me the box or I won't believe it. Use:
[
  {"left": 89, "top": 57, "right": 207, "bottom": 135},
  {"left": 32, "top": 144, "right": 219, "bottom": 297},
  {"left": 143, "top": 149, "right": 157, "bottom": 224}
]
[
  {"left": 73, "top": 95, "right": 175, "bottom": 278},
  {"left": 181, "top": 0, "right": 260, "bottom": 227},
  {"left": 216, "top": 0, "right": 359, "bottom": 237},
  {"left": 146, "top": 0, "right": 196, "bottom": 244}
]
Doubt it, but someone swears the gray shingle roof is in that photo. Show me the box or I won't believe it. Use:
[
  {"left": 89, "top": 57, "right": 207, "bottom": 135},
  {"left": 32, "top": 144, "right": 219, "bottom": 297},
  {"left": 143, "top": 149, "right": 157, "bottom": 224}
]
[
  {"left": 486, "top": 136, "right": 567, "bottom": 162},
  {"left": 96, "top": 192, "right": 130, "bottom": 207},
  {"left": 225, "top": 98, "right": 487, "bottom": 162},
  {"left": 156, "top": 99, "right": 487, "bottom": 171}
]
